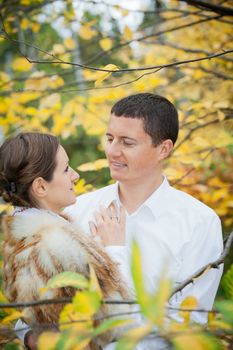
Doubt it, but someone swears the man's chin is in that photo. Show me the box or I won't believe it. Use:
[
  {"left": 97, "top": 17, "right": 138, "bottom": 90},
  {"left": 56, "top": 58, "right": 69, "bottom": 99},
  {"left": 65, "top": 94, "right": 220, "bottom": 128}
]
[{"left": 110, "top": 172, "right": 124, "bottom": 182}]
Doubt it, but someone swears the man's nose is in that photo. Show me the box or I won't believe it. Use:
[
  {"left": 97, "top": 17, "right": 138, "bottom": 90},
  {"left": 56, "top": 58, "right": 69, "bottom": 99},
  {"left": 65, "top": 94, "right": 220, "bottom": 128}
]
[{"left": 106, "top": 141, "right": 122, "bottom": 157}]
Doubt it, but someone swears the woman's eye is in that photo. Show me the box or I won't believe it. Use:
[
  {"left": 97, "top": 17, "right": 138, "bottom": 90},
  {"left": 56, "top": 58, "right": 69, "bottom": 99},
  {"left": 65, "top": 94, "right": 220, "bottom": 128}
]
[{"left": 65, "top": 165, "right": 69, "bottom": 172}]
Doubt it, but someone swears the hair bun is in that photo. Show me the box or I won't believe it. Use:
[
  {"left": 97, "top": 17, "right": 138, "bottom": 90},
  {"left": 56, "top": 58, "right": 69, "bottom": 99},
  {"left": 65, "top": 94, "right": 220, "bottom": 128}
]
[{"left": 0, "top": 172, "right": 15, "bottom": 203}]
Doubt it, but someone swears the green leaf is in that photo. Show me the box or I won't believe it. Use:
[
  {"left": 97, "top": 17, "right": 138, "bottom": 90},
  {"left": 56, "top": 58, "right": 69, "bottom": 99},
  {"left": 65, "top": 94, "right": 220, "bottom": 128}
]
[
  {"left": 215, "top": 300, "right": 233, "bottom": 326},
  {"left": 221, "top": 264, "right": 233, "bottom": 299},
  {"left": 172, "top": 332, "right": 224, "bottom": 350},
  {"left": 56, "top": 329, "right": 91, "bottom": 350},
  {"left": 56, "top": 329, "right": 72, "bottom": 350},
  {"left": 93, "top": 318, "right": 132, "bottom": 337},
  {"left": 131, "top": 240, "right": 151, "bottom": 314},
  {"left": 149, "top": 272, "right": 171, "bottom": 326},
  {"left": 44, "top": 271, "right": 89, "bottom": 290},
  {"left": 88, "top": 264, "right": 102, "bottom": 298},
  {"left": 131, "top": 240, "right": 171, "bottom": 326}
]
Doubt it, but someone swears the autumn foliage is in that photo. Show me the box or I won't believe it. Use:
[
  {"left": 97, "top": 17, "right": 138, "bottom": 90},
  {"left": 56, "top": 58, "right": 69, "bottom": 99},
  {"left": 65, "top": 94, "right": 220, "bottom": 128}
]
[{"left": 0, "top": 0, "right": 232, "bottom": 348}]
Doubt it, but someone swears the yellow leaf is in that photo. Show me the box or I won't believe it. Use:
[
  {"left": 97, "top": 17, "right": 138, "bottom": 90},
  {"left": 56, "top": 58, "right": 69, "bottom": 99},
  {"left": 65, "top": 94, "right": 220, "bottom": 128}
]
[
  {"left": 12, "top": 57, "right": 32, "bottom": 72},
  {"left": 40, "top": 93, "right": 61, "bottom": 109},
  {"left": 152, "top": 272, "right": 171, "bottom": 326},
  {"left": 0, "top": 290, "right": 8, "bottom": 303},
  {"left": 99, "top": 38, "right": 113, "bottom": 51},
  {"left": 20, "top": 0, "right": 31, "bottom": 5},
  {"left": 21, "top": 18, "right": 29, "bottom": 30},
  {"left": 89, "top": 265, "right": 102, "bottom": 299},
  {"left": 131, "top": 240, "right": 152, "bottom": 319},
  {"left": 64, "top": 37, "right": 75, "bottom": 50},
  {"left": 73, "top": 178, "right": 93, "bottom": 195},
  {"left": 124, "top": 25, "right": 133, "bottom": 40},
  {"left": 2, "top": 311, "right": 23, "bottom": 325},
  {"left": 215, "top": 130, "right": 233, "bottom": 148},
  {"left": 73, "top": 291, "right": 101, "bottom": 316},
  {"left": 52, "top": 113, "right": 71, "bottom": 135},
  {"left": 217, "top": 110, "right": 225, "bottom": 121},
  {"left": 31, "top": 22, "right": 40, "bottom": 33},
  {"left": 180, "top": 296, "right": 198, "bottom": 309},
  {"left": 77, "top": 159, "right": 108, "bottom": 172},
  {"left": 72, "top": 336, "right": 92, "bottom": 350},
  {"left": 49, "top": 75, "right": 64, "bottom": 88},
  {"left": 0, "top": 203, "right": 13, "bottom": 213},
  {"left": 79, "top": 25, "right": 97, "bottom": 40},
  {"left": 17, "top": 92, "right": 40, "bottom": 103},
  {"left": 208, "top": 317, "right": 231, "bottom": 330},
  {"left": 213, "top": 100, "right": 230, "bottom": 109},
  {"left": 52, "top": 44, "right": 65, "bottom": 55},
  {"left": 173, "top": 333, "right": 219, "bottom": 350},
  {"left": 179, "top": 296, "right": 198, "bottom": 324},
  {"left": 44, "top": 271, "right": 89, "bottom": 292},
  {"left": 38, "top": 332, "right": 59, "bottom": 350},
  {"left": 59, "top": 303, "right": 93, "bottom": 332},
  {"left": 121, "top": 8, "right": 129, "bottom": 17},
  {"left": 0, "top": 72, "right": 10, "bottom": 83},
  {"left": 25, "top": 107, "right": 38, "bottom": 116},
  {"left": 95, "top": 64, "right": 119, "bottom": 87},
  {"left": 191, "top": 136, "right": 211, "bottom": 149}
]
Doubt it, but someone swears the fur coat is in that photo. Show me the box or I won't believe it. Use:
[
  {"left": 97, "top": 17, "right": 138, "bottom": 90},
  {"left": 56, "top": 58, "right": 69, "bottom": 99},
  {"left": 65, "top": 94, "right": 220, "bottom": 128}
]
[{"left": 2, "top": 209, "right": 129, "bottom": 333}]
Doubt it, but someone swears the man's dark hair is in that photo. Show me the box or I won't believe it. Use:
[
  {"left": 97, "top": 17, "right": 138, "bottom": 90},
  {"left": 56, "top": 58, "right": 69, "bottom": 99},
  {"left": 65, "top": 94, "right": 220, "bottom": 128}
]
[{"left": 111, "top": 93, "right": 179, "bottom": 146}]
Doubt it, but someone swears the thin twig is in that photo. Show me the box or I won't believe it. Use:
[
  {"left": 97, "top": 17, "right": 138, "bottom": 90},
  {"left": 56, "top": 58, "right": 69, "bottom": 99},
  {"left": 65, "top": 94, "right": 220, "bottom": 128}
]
[{"left": 170, "top": 230, "right": 233, "bottom": 298}]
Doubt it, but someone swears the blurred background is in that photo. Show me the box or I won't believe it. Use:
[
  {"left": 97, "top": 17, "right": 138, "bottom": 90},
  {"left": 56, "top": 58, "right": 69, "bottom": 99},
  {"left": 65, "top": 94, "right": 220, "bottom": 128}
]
[{"left": 0, "top": 0, "right": 232, "bottom": 302}]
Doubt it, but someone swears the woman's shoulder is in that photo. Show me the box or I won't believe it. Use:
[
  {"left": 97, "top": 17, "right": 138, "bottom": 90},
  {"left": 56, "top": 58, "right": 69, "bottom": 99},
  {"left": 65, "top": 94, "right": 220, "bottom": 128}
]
[{"left": 3, "top": 208, "right": 69, "bottom": 241}]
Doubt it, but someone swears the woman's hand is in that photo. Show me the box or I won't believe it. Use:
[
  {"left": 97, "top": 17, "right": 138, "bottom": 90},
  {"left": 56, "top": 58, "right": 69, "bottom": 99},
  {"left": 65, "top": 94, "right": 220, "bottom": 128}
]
[{"left": 89, "top": 202, "right": 126, "bottom": 246}]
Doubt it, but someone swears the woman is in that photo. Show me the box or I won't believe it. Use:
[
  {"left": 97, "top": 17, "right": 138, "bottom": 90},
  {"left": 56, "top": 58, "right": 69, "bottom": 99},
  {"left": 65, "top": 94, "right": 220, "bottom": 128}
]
[{"left": 0, "top": 132, "right": 128, "bottom": 348}]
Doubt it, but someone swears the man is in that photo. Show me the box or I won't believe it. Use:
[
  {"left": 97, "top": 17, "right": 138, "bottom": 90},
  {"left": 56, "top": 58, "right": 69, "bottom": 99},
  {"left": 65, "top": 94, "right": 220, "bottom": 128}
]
[
  {"left": 68, "top": 93, "right": 223, "bottom": 314},
  {"left": 17, "top": 93, "right": 223, "bottom": 349}
]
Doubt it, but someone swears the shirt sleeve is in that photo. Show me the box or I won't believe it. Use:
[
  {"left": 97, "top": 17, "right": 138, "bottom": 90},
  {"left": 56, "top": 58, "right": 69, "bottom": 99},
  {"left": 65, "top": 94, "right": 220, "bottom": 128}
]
[{"left": 169, "top": 214, "right": 223, "bottom": 323}]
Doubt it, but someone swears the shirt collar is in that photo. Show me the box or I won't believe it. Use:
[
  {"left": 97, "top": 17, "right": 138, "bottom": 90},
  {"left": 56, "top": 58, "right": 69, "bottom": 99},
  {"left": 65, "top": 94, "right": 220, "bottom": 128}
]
[
  {"left": 103, "top": 177, "right": 170, "bottom": 219},
  {"left": 100, "top": 182, "right": 121, "bottom": 208},
  {"left": 142, "top": 177, "right": 170, "bottom": 219}
]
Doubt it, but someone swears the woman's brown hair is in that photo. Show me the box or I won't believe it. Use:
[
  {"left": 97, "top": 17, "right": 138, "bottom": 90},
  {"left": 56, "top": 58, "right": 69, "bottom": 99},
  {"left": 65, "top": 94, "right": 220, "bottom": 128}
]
[{"left": 0, "top": 132, "right": 59, "bottom": 207}]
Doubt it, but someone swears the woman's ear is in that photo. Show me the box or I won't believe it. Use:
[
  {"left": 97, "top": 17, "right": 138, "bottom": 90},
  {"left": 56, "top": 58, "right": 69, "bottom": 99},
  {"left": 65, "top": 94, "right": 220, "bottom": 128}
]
[
  {"left": 31, "top": 177, "right": 48, "bottom": 199},
  {"left": 159, "top": 139, "right": 174, "bottom": 160}
]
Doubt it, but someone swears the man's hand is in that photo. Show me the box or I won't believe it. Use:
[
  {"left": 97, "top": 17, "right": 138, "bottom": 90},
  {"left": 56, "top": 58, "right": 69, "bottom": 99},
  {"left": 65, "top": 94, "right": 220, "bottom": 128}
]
[{"left": 89, "top": 202, "right": 126, "bottom": 246}]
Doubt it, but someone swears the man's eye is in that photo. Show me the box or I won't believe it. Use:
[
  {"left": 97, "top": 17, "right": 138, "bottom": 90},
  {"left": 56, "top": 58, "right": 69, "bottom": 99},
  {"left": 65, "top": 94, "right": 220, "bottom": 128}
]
[
  {"left": 123, "top": 140, "right": 134, "bottom": 146},
  {"left": 107, "top": 138, "right": 113, "bottom": 143}
]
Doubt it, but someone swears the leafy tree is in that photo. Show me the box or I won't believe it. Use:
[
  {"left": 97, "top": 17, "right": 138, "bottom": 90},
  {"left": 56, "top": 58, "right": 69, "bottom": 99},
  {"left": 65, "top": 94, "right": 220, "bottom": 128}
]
[{"left": 0, "top": 0, "right": 232, "bottom": 348}]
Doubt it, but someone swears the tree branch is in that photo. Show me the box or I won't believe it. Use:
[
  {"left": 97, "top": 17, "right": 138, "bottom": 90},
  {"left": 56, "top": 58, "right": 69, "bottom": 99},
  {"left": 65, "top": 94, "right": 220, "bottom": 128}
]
[
  {"left": 170, "top": 230, "right": 233, "bottom": 298},
  {"left": 155, "top": 41, "right": 233, "bottom": 62},
  {"left": 180, "top": 0, "right": 233, "bottom": 16}
]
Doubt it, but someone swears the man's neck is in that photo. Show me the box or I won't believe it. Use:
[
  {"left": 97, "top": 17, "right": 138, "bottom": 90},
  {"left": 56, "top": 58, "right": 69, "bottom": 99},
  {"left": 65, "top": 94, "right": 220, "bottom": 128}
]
[{"left": 118, "top": 174, "right": 164, "bottom": 214}]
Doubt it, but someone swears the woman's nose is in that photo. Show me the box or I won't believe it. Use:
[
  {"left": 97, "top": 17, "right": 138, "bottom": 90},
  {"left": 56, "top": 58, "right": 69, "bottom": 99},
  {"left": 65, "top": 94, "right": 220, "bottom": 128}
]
[{"left": 71, "top": 168, "right": 80, "bottom": 182}]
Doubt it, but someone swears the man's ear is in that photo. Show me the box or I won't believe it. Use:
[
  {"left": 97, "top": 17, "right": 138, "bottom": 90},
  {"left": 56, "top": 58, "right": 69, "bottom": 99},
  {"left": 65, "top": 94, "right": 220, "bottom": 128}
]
[
  {"left": 31, "top": 177, "right": 48, "bottom": 199},
  {"left": 159, "top": 139, "right": 174, "bottom": 160}
]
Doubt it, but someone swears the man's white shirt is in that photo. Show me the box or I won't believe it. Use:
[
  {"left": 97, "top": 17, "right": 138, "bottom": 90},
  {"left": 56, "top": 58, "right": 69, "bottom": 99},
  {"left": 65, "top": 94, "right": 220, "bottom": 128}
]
[{"left": 65, "top": 177, "right": 223, "bottom": 324}]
